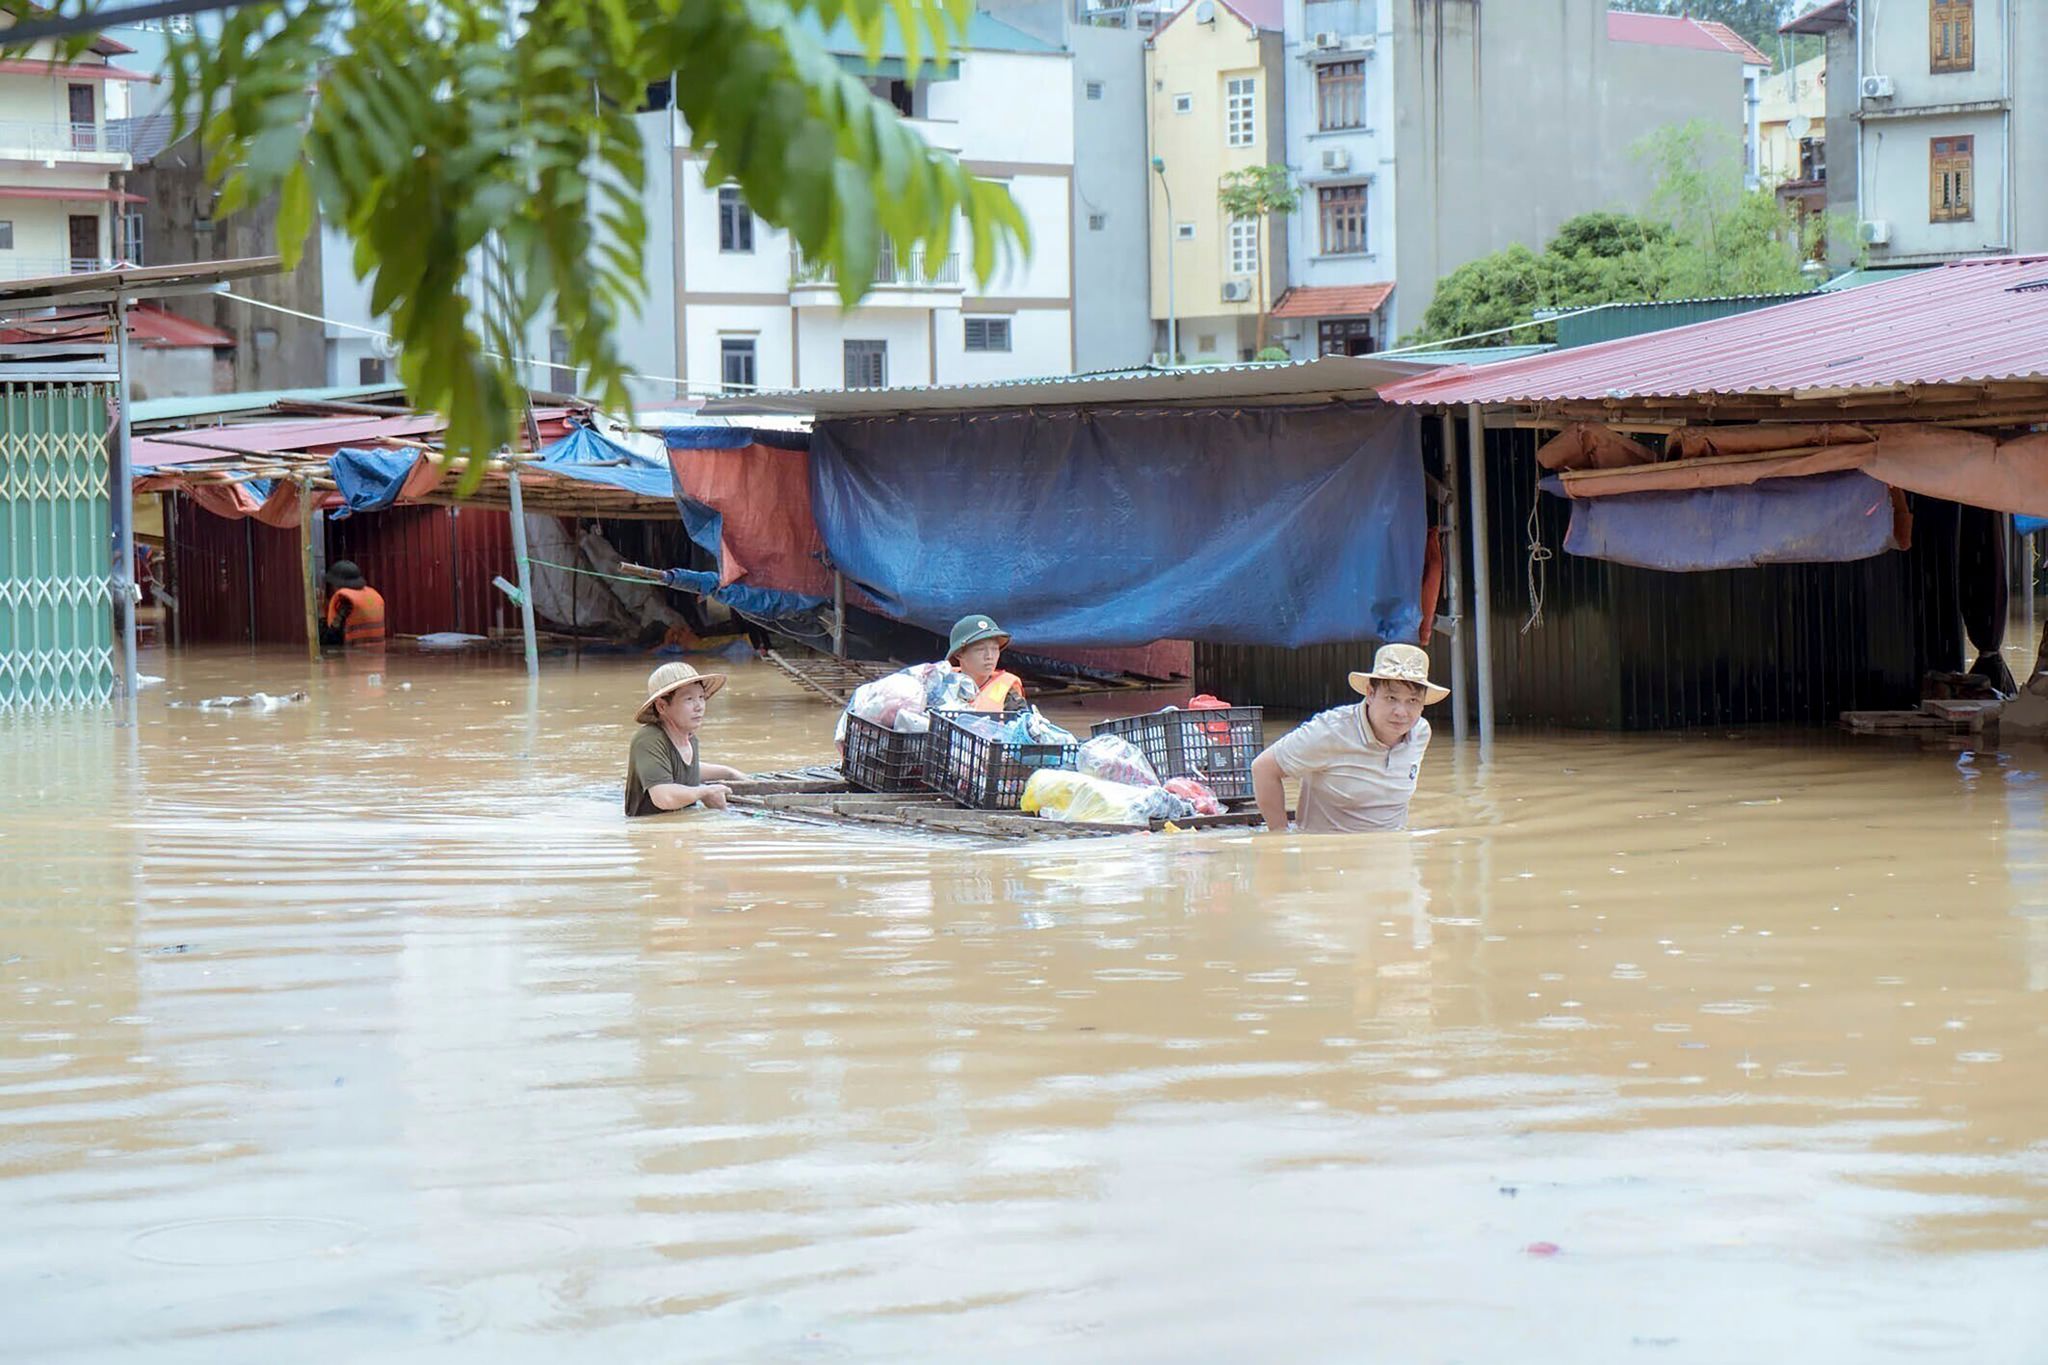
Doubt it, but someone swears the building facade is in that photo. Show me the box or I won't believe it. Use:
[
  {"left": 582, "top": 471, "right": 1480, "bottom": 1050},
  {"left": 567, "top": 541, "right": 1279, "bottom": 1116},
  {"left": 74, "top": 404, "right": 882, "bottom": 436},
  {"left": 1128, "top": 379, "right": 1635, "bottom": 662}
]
[
  {"left": 1269, "top": 0, "right": 1769, "bottom": 355},
  {"left": 1144, "top": 0, "right": 1288, "bottom": 363},
  {"left": 1758, "top": 51, "right": 1829, "bottom": 233},
  {"left": 1790, "top": 0, "right": 2045, "bottom": 267},
  {"left": 0, "top": 23, "right": 143, "bottom": 281}
]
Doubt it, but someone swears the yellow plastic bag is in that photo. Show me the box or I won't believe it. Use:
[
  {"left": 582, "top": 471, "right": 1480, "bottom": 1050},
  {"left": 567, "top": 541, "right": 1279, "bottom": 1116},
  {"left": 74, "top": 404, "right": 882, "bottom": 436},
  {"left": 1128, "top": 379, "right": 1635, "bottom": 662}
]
[{"left": 1022, "top": 769, "right": 1191, "bottom": 825}]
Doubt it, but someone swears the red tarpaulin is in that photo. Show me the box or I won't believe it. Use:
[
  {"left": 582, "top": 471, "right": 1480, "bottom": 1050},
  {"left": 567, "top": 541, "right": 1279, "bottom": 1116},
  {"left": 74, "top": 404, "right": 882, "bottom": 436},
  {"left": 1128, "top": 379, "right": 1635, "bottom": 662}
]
[{"left": 668, "top": 442, "right": 834, "bottom": 597}]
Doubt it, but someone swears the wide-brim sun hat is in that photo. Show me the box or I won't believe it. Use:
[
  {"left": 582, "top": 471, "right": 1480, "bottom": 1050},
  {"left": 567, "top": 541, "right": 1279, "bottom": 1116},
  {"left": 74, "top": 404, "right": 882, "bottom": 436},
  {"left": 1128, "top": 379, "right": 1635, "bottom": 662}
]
[
  {"left": 1348, "top": 642, "right": 1450, "bottom": 705},
  {"left": 947, "top": 614, "right": 1011, "bottom": 662},
  {"left": 636, "top": 660, "right": 727, "bottom": 724}
]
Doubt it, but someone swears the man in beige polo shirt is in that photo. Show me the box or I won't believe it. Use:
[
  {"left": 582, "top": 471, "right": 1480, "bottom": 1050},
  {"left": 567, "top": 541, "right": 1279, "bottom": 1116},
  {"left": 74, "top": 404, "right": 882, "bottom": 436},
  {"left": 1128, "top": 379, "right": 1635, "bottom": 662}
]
[{"left": 1249, "top": 643, "right": 1449, "bottom": 833}]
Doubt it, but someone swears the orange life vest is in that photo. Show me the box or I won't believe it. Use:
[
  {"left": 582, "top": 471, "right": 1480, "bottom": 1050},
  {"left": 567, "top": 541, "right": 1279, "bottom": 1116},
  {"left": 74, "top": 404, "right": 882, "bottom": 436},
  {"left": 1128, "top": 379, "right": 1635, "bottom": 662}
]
[
  {"left": 326, "top": 586, "right": 387, "bottom": 648},
  {"left": 970, "top": 670, "right": 1025, "bottom": 712}
]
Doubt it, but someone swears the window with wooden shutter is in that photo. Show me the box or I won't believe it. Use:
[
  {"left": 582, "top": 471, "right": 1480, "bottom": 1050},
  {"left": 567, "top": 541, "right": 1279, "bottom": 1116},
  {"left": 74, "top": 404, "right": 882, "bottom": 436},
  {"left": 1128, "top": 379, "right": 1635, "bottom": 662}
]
[
  {"left": 1931, "top": 0, "right": 1974, "bottom": 73},
  {"left": 1930, "top": 135, "right": 1974, "bottom": 222},
  {"left": 1318, "top": 184, "right": 1367, "bottom": 255},
  {"left": 1316, "top": 61, "right": 1364, "bottom": 131}
]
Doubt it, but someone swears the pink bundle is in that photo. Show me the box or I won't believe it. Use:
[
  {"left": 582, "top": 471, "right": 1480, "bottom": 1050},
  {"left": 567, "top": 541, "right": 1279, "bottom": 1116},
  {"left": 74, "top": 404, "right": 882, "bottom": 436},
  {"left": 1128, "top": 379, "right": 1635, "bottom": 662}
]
[{"left": 1163, "top": 777, "right": 1223, "bottom": 816}]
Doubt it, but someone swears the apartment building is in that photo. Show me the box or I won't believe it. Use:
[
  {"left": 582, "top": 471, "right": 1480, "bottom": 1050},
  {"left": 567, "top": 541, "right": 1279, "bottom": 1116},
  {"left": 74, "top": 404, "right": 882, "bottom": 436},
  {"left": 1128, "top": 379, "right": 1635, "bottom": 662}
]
[{"left": 0, "top": 20, "right": 144, "bottom": 281}]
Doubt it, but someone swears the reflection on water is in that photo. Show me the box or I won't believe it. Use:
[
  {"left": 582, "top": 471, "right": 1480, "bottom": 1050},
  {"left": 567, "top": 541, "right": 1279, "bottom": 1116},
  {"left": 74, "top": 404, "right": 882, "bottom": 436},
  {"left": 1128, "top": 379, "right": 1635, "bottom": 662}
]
[{"left": 4, "top": 646, "right": 2046, "bottom": 1363}]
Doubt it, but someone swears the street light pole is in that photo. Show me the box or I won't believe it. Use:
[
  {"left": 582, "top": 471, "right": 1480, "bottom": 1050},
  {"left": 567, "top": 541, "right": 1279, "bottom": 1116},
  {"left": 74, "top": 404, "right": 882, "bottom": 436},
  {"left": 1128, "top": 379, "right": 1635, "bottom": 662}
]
[{"left": 1151, "top": 155, "right": 1177, "bottom": 366}]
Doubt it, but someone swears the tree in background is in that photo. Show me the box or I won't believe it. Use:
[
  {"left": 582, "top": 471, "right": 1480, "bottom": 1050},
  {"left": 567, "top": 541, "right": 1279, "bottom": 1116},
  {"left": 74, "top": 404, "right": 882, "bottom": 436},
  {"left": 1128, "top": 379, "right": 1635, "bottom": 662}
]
[
  {"left": 17, "top": 0, "right": 1028, "bottom": 476},
  {"left": 1406, "top": 121, "right": 1818, "bottom": 348},
  {"left": 1217, "top": 164, "right": 1300, "bottom": 355}
]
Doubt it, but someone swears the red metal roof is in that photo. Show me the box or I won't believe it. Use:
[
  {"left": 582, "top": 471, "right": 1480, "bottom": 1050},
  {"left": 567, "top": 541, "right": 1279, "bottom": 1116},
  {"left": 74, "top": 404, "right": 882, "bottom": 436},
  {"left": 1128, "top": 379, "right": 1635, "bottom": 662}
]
[
  {"left": 1781, "top": 0, "right": 1850, "bottom": 35},
  {"left": 1377, "top": 257, "right": 2048, "bottom": 406},
  {"left": 0, "top": 184, "right": 145, "bottom": 204},
  {"left": 1606, "top": 11, "right": 1771, "bottom": 66},
  {"left": 0, "top": 303, "right": 235, "bottom": 348},
  {"left": 130, "top": 306, "right": 235, "bottom": 349},
  {"left": 1271, "top": 282, "right": 1393, "bottom": 319},
  {"left": 0, "top": 57, "right": 153, "bottom": 80}
]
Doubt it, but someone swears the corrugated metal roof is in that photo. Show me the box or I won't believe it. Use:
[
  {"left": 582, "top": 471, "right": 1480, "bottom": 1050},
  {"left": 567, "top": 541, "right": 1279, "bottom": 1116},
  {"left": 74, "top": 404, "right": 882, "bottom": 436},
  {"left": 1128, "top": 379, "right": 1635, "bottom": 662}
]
[
  {"left": 1781, "top": 0, "right": 1849, "bottom": 35},
  {"left": 1378, "top": 256, "right": 2048, "bottom": 407},
  {"left": 701, "top": 355, "right": 1433, "bottom": 418},
  {"left": 131, "top": 383, "right": 411, "bottom": 426},
  {"left": 1554, "top": 292, "right": 1809, "bottom": 349}
]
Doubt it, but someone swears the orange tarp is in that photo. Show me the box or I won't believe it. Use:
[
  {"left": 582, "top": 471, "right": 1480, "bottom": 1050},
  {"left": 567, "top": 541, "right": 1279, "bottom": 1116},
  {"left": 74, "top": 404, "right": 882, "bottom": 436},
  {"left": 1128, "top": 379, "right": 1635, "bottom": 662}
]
[{"left": 668, "top": 443, "right": 834, "bottom": 597}]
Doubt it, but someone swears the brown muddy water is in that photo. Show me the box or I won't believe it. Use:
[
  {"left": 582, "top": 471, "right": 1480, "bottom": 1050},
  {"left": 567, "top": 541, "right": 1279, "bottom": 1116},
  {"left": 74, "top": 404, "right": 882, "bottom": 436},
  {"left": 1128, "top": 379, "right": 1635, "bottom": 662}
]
[{"left": 4, "top": 646, "right": 2047, "bottom": 1363}]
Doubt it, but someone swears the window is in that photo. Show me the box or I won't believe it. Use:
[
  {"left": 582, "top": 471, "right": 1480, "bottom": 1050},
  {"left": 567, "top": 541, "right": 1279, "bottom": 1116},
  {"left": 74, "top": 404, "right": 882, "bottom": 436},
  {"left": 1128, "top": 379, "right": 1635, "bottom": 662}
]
[
  {"left": 1225, "top": 76, "right": 1256, "bottom": 146},
  {"left": 964, "top": 317, "right": 1012, "bottom": 352},
  {"left": 1088, "top": 212, "right": 1107, "bottom": 231},
  {"left": 1931, "top": 0, "right": 1974, "bottom": 73},
  {"left": 1798, "top": 136, "right": 1826, "bottom": 183},
  {"left": 1228, "top": 216, "right": 1257, "bottom": 275},
  {"left": 1085, "top": 80, "right": 1105, "bottom": 100},
  {"left": 1318, "top": 318, "right": 1374, "bottom": 357},
  {"left": 640, "top": 77, "right": 673, "bottom": 112},
  {"left": 865, "top": 76, "right": 916, "bottom": 117},
  {"left": 1318, "top": 183, "right": 1368, "bottom": 254},
  {"left": 0, "top": 220, "right": 12, "bottom": 251},
  {"left": 1196, "top": 333, "right": 1217, "bottom": 353},
  {"left": 1175, "top": 222, "right": 1196, "bottom": 240},
  {"left": 548, "top": 327, "right": 575, "bottom": 393},
  {"left": 121, "top": 211, "right": 144, "bottom": 264},
  {"left": 720, "top": 337, "right": 757, "bottom": 393},
  {"left": 718, "top": 186, "right": 753, "bottom": 253},
  {"left": 1173, "top": 92, "right": 1193, "bottom": 114},
  {"left": 844, "top": 339, "right": 887, "bottom": 389},
  {"left": 358, "top": 357, "right": 387, "bottom": 384},
  {"left": 1930, "top": 135, "right": 1973, "bottom": 221},
  {"left": 1316, "top": 60, "right": 1364, "bottom": 131}
]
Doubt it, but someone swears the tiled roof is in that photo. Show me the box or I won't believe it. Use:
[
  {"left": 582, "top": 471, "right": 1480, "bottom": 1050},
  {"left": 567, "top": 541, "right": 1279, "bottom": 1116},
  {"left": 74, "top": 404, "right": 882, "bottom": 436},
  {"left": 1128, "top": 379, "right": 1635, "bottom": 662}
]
[
  {"left": 1271, "top": 283, "right": 1394, "bottom": 319},
  {"left": 1606, "top": 10, "right": 1772, "bottom": 66}
]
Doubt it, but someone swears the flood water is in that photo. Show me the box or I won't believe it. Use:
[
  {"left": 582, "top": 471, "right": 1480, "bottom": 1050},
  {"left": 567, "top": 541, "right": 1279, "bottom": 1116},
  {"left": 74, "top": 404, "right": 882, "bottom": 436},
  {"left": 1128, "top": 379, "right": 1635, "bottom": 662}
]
[{"left": 5, "top": 646, "right": 2047, "bottom": 1362}]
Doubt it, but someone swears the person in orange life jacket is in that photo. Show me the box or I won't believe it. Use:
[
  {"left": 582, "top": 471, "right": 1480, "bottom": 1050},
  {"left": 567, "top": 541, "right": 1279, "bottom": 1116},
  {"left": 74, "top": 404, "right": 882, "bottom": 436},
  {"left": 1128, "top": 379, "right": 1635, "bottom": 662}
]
[
  {"left": 318, "top": 560, "right": 387, "bottom": 649},
  {"left": 947, "top": 614, "right": 1026, "bottom": 712}
]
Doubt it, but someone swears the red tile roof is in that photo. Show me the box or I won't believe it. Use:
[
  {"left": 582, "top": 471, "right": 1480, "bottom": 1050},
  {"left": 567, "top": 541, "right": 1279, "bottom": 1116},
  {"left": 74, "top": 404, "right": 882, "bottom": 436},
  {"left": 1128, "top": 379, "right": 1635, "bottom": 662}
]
[
  {"left": 130, "top": 306, "right": 236, "bottom": 349},
  {"left": 1378, "top": 258, "right": 2048, "bottom": 406},
  {"left": 1606, "top": 10, "right": 1771, "bottom": 66},
  {"left": 1271, "top": 283, "right": 1394, "bottom": 319},
  {"left": 1150, "top": 0, "right": 1281, "bottom": 41}
]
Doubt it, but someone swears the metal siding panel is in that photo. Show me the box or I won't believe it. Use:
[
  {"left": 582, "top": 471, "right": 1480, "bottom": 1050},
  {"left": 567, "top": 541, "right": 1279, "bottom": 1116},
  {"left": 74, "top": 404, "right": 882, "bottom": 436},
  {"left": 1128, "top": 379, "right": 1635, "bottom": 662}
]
[{"left": 324, "top": 505, "right": 519, "bottom": 638}]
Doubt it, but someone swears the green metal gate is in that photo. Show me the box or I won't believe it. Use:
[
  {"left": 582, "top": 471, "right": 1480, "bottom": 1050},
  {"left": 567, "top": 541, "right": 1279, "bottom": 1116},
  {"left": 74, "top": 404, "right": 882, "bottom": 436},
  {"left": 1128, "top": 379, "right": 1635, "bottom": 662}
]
[{"left": 0, "top": 382, "right": 114, "bottom": 710}]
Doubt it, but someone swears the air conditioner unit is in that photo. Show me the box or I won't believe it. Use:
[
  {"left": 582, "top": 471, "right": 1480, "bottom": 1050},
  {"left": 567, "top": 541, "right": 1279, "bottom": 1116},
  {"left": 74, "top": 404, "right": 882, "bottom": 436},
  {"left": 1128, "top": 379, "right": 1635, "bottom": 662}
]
[
  {"left": 1321, "top": 148, "right": 1351, "bottom": 173},
  {"left": 1312, "top": 31, "right": 1341, "bottom": 49},
  {"left": 1859, "top": 218, "right": 1892, "bottom": 246},
  {"left": 1861, "top": 73, "right": 1894, "bottom": 99},
  {"left": 1341, "top": 35, "right": 1374, "bottom": 52},
  {"left": 1221, "top": 280, "right": 1252, "bottom": 303}
]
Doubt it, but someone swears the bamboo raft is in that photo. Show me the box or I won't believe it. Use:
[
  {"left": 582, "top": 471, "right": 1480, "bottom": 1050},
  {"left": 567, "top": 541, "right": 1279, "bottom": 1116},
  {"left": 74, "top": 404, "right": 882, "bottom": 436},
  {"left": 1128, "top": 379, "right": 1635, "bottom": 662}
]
[{"left": 727, "top": 767, "right": 1266, "bottom": 842}]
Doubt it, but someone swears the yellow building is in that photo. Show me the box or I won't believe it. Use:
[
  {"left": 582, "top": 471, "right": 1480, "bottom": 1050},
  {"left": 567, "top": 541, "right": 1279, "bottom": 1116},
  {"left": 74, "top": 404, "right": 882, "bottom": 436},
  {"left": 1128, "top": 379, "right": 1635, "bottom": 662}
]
[
  {"left": 1759, "top": 53, "right": 1827, "bottom": 225},
  {"left": 1144, "top": 0, "right": 1287, "bottom": 364}
]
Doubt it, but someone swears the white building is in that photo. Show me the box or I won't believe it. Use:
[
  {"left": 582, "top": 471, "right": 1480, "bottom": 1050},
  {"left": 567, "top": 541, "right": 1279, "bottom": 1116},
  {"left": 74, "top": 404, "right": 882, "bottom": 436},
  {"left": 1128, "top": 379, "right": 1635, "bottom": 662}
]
[
  {"left": 671, "top": 16, "right": 1077, "bottom": 400},
  {"left": 0, "top": 22, "right": 143, "bottom": 280}
]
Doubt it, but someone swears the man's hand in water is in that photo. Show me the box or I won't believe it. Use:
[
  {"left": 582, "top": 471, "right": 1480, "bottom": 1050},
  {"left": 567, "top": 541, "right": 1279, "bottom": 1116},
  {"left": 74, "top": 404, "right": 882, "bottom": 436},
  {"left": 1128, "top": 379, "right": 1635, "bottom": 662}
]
[{"left": 698, "top": 784, "right": 732, "bottom": 811}]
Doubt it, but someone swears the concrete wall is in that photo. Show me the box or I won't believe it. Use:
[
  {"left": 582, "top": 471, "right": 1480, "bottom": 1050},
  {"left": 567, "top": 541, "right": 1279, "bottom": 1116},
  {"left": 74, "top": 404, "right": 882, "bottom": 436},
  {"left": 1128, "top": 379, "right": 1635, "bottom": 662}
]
[
  {"left": 1387, "top": 0, "right": 1752, "bottom": 341},
  {"left": 1069, "top": 25, "right": 1154, "bottom": 372},
  {"left": 132, "top": 133, "right": 328, "bottom": 391},
  {"left": 132, "top": 346, "right": 228, "bottom": 401},
  {"left": 1146, "top": 9, "right": 1289, "bottom": 356}
]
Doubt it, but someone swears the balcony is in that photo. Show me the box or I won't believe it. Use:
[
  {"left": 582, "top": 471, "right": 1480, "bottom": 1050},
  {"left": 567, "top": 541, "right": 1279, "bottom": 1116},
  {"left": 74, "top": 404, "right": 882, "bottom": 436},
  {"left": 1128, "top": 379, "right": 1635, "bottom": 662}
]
[
  {"left": 0, "top": 256, "right": 118, "bottom": 281},
  {"left": 790, "top": 244, "right": 964, "bottom": 308},
  {"left": 0, "top": 120, "right": 133, "bottom": 165}
]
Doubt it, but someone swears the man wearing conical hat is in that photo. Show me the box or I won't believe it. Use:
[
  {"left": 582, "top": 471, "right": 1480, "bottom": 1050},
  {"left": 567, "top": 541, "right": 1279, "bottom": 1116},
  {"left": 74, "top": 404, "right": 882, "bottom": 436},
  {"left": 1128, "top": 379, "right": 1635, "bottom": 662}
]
[
  {"left": 1249, "top": 643, "right": 1449, "bottom": 834},
  {"left": 626, "top": 662, "right": 747, "bottom": 817}
]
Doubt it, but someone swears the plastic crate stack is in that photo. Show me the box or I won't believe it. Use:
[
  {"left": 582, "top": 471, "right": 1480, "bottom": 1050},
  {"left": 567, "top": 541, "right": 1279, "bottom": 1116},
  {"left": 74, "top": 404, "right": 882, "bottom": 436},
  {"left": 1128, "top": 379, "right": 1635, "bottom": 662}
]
[
  {"left": 925, "top": 709, "right": 1078, "bottom": 809},
  {"left": 841, "top": 714, "right": 930, "bottom": 793},
  {"left": 1089, "top": 706, "right": 1264, "bottom": 801}
]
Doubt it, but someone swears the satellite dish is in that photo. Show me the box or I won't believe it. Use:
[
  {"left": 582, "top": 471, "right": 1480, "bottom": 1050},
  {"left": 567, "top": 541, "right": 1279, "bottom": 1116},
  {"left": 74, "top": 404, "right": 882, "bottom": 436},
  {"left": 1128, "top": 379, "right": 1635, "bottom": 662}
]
[
  {"left": 1788, "top": 114, "right": 1811, "bottom": 138},
  {"left": 1194, "top": 0, "right": 1215, "bottom": 22}
]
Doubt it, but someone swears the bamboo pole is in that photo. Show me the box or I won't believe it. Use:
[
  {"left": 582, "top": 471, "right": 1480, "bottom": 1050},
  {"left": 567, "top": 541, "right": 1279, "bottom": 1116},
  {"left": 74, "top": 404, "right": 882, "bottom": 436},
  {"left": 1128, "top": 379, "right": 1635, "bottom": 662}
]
[
  {"left": 299, "top": 474, "right": 319, "bottom": 661},
  {"left": 111, "top": 288, "right": 139, "bottom": 723},
  {"left": 1440, "top": 409, "right": 1467, "bottom": 745},
  {"left": 505, "top": 465, "right": 540, "bottom": 677},
  {"left": 1466, "top": 402, "right": 1495, "bottom": 753}
]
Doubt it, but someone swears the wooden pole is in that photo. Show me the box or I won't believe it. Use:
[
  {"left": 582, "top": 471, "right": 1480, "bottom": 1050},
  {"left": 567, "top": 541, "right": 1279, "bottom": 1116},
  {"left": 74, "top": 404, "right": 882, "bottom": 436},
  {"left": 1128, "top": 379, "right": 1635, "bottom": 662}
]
[
  {"left": 111, "top": 288, "right": 139, "bottom": 722},
  {"left": 299, "top": 474, "right": 319, "bottom": 661},
  {"left": 506, "top": 466, "right": 540, "bottom": 677},
  {"left": 1440, "top": 409, "right": 1468, "bottom": 745},
  {"left": 832, "top": 570, "right": 846, "bottom": 658},
  {"left": 1466, "top": 402, "right": 1495, "bottom": 753}
]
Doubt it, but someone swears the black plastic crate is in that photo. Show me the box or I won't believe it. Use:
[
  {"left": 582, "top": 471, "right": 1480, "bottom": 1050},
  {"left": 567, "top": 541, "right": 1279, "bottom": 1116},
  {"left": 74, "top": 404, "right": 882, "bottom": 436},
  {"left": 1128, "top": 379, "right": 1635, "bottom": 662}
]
[
  {"left": 842, "top": 714, "right": 929, "bottom": 792},
  {"left": 925, "top": 709, "right": 1078, "bottom": 810},
  {"left": 1090, "top": 705, "right": 1264, "bottom": 801}
]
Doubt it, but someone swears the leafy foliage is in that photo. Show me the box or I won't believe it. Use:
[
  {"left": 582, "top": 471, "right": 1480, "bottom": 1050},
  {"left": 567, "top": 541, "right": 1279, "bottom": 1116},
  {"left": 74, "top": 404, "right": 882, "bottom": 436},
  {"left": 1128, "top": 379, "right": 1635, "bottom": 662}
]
[
  {"left": 1217, "top": 164, "right": 1298, "bottom": 353},
  {"left": 1407, "top": 121, "right": 1818, "bottom": 347},
  {"left": 33, "top": 0, "right": 1029, "bottom": 480}
]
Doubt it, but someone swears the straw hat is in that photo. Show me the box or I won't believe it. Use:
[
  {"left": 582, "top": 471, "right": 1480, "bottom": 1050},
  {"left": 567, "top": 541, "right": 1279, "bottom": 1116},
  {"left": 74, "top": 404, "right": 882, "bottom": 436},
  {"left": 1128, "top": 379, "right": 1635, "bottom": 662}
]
[
  {"left": 1348, "top": 642, "right": 1450, "bottom": 705},
  {"left": 635, "top": 661, "right": 727, "bottom": 724}
]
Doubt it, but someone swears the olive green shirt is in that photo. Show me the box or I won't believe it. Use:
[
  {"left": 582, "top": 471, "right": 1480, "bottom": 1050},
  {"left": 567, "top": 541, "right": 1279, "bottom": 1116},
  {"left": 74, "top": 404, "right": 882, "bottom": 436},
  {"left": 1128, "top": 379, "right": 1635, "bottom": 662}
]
[{"left": 625, "top": 723, "right": 703, "bottom": 817}]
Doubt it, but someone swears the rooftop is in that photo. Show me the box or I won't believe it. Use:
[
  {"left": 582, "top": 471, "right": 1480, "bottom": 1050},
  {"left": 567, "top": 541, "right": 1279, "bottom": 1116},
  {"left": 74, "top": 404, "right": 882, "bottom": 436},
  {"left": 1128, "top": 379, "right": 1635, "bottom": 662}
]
[{"left": 1606, "top": 10, "right": 1772, "bottom": 67}]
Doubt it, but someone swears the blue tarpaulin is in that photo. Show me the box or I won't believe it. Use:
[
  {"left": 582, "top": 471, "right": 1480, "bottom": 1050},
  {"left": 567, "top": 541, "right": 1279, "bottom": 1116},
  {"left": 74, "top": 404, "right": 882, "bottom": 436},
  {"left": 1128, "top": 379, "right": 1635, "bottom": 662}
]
[
  {"left": 2019, "top": 515, "right": 2048, "bottom": 536},
  {"left": 808, "top": 403, "right": 1426, "bottom": 648},
  {"left": 660, "top": 567, "right": 826, "bottom": 619},
  {"left": 661, "top": 425, "right": 811, "bottom": 453},
  {"left": 327, "top": 447, "right": 421, "bottom": 519},
  {"left": 535, "top": 426, "right": 675, "bottom": 498},
  {"left": 1557, "top": 470, "right": 1900, "bottom": 571}
]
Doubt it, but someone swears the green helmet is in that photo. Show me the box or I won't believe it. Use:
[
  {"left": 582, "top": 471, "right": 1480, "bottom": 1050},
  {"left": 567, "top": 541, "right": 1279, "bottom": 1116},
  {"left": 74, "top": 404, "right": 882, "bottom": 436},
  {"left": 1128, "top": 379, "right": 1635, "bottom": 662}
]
[{"left": 947, "top": 614, "right": 1011, "bottom": 661}]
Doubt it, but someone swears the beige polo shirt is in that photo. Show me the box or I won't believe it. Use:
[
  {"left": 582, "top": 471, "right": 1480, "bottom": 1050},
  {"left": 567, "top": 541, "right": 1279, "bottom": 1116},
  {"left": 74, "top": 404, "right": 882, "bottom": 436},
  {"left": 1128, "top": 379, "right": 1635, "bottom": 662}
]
[{"left": 1269, "top": 704, "right": 1431, "bottom": 833}]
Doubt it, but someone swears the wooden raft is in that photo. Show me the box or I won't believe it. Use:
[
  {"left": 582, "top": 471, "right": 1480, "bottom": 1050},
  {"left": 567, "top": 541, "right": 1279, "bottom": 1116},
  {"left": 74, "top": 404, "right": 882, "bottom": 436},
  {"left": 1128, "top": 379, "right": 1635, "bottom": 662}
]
[
  {"left": 726, "top": 767, "right": 1265, "bottom": 842},
  {"left": 1840, "top": 698, "right": 2002, "bottom": 735}
]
